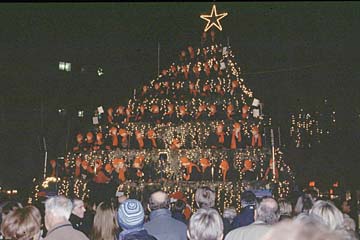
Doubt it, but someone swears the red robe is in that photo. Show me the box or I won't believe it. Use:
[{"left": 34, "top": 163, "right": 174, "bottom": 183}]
[
  {"left": 93, "top": 168, "right": 110, "bottom": 183},
  {"left": 136, "top": 136, "right": 145, "bottom": 149},
  {"left": 183, "top": 163, "right": 201, "bottom": 181}
]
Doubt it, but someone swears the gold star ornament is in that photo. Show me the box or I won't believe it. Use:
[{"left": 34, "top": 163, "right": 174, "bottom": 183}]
[{"left": 200, "top": 4, "right": 228, "bottom": 32}]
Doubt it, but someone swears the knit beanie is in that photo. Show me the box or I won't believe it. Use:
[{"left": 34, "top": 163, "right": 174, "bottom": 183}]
[{"left": 117, "top": 199, "right": 145, "bottom": 230}]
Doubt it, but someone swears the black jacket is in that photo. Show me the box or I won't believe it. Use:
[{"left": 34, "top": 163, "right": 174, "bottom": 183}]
[
  {"left": 69, "top": 213, "right": 92, "bottom": 237},
  {"left": 122, "top": 230, "right": 157, "bottom": 240}
]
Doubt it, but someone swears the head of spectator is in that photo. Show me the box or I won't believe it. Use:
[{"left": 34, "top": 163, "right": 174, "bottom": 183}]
[
  {"left": 262, "top": 219, "right": 344, "bottom": 240},
  {"left": 195, "top": 187, "right": 215, "bottom": 209},
  {"left": 296, "top": 212, "right": 357, "bottom": 239},
  {"left": 172, "top": 199, "right": 185, "bottom": 212},
  {"left": 84, "top": 199, "right": 97, "bottom": 213},
  {"left": 90, "top": 201, "right": 119, "bottom": 240},
  {"left": 171, "top": 199, "right": 187, "bottom": 224},
  {"left": 310, "top": 200, "right": 344, "bottom": 231},
  {"left": 117, "top": 199, "right": 145, "bottom": 231},
  {"left": 116, "top": 192, "right": 128, "bottom": 205},
  {"left": 240, "top": 190, "right": 256, "bottom": 208},
  {"left": 222, "top": 207, "right": 237, "bottom": 224},
  {"left": 1, "top": 201, "right": 23, "bottom": 221},
  {"left": 188, "top": 208, "right": 223, "bottom": 240},
  {"left": 307, "top": 189, "right": 319, "bottom": 202},
  {"left": 294, "top": 212, "right": 327, "bottom": 229},
  {"left": 278, "top": 198, "right": 293, "bottom": 221},
  {"left": 148, "top": 191, "right": 170, "bottom": 211},
  {"left": 71, "top": 198, "right": 86, "bottom": 219},
  {"left": 255, "top": 197, "right": 279, "bottom": 225},
  {"left": 145, "top": 191, "right": 187, "bottom": 240},
  {"left": 334, "top": 197, "right": 356, "bottom": 232},
  {"left": 340, "top": 199, "right": 351, "bottom": 214},
  {"left": 231, "top": 191, "right": 256, "bottom": 229},
  {"left": 1, "top": 205, "right": 42, "bottom": 240},
  {"left": 294, "top": 193, "right": 314, "bottom": 215},
  {"left": 44, "top": 195, "right": 73, "bottom": 231}
]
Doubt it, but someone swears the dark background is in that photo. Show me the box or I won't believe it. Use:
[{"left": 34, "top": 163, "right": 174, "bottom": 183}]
[{"left": 0, "top": 3, "right": 359, "bottom": 194}]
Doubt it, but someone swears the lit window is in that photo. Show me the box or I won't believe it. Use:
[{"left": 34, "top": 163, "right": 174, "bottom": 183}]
[
  {"left": 59, "top": 61, "right": 71, "bottom": 72},
  {"left": 78, "top": 110, "right": 84, "bottom": 118}
]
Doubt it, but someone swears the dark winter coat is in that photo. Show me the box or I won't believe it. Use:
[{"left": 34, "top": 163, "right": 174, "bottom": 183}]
[{"left": 121, "top": 230, "right": 157, "bottom": 240}]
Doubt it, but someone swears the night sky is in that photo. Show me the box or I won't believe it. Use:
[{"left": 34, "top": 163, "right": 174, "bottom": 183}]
[{"left": 0, "top": 3, "right": 359, "bottom": 193}]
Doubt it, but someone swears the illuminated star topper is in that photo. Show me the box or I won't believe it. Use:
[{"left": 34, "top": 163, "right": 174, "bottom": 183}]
[{"left": 200, "top": 4, "right": 228, "bottom": 32}]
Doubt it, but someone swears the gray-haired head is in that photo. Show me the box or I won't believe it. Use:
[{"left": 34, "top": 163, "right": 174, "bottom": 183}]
[
  {"left": 45, "top": 195, "right": 73, "bottom": 220},
  {"left": 188, "top": 208, "right": 223, "bottom": 240},
  {"left": 44, "top": 195, "right": 73, "bottom": 231},
  {"left": 195, "top": 187, "right": 215, "bottom": 209},
  {"left": 255, "top": 197, "right": 279, "bottom": 225},
  {"left": 148, "top": 191, "right": 170, "bottom": 211}
]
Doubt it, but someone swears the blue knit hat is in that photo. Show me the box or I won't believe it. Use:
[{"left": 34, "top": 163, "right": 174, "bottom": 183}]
[{"left": 117, "top": 199, "right": 144, "bottom": 230}]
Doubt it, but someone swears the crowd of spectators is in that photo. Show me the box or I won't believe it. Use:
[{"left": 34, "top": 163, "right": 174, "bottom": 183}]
[{"left": 0, "top": 187, "right": 358, "bottom": 240}]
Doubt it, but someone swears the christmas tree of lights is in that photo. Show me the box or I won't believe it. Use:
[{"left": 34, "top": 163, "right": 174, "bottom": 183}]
[{"left": 34, "top": 5, "right": 296, "bottom": 209}]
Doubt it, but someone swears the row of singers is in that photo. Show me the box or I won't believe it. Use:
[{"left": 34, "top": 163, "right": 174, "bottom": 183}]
[
  {"left": 137, "top": 79, "right": 245, "bottom": 101},
  {"left": 48, "top": 156, "right": 277, "bottom": 184},
  {"left": 104, "top": 102, "right": 256, "bottom": 126},
  {"left": 73, "top": 123, "right": 262, "bottom": 153}
]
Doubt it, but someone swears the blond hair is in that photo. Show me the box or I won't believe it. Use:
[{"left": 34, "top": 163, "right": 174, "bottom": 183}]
[
  {"left": 1, "top": 205, "right": 41, "bottom": 240},
  {"left": 278, "top": 199, "right": 293, "bottom": 216},
  {"left": 90, "top": 202, "right": 119, "bottom": 240},
  {"left": 310, "top": 200, "right": 344, "bottom": 231}
]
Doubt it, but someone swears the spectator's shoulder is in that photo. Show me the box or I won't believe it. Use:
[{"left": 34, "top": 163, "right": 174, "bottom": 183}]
[
  {"left": 72, "top": 228, "right": 89, "bottom": 240},
  {"left": 226, "top": 225, "right": 248, "bottom": 240},
  {"left": 224, "top": 228, "right": 236, "bottom": 240},
  {"left": 171, "top": 217, "right": 187, "bottom": 225},
  {"left": 78, "top": 231, "right": 89, "bottom": 240},
  {"left": 143, "top": 221, "right": 152, "bottom": 230}
]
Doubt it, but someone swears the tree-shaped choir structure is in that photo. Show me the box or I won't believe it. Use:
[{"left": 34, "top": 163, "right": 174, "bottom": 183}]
[{"left": 35, "top": 31, "right": 295, "bottom": 207}]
